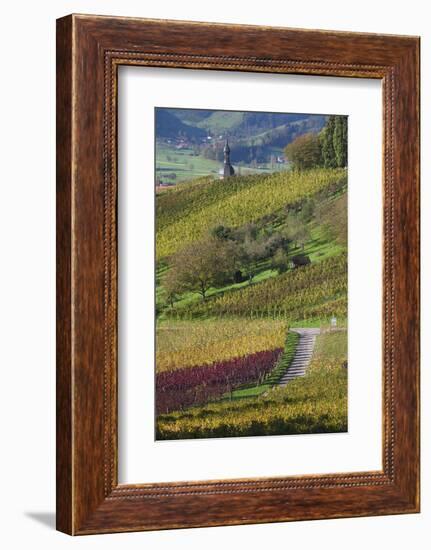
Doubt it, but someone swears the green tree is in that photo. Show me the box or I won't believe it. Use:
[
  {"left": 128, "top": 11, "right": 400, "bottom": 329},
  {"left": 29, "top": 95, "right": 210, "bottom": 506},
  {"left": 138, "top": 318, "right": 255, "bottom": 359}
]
[
  {"left": 300, "top": 198, "right": 315, "bottom": 223},
  {"left": 167, "top": 238, "right": 239, "bottom": 300},
  {"left": 211, "top": 224, "right": 233, "bottom": 241},
  {"left": 240, "top": 238, "right": 266, "bottom": 283},
  {"left": 320, "top": 115, "right": 347, "bottom": 168},
  {"left": 284, "top": 133, "right": 322, "bottom": 171},
  {"left": 163, "top": 267, "right": 181, "bottom": 308},
  {"left": 238, "top": 222, "right": 259, "bottom": 242},
  {"left": 320, "top": 116, "right": 337, "bottom": 168},
  {"left": 264, "top": 233, "right": 289, "bottom": 256},
  {"left": 271, "top": 248, "right": 289, "bottom": 273},
  {"left": 333, "top": 116, "right": 348, "bottom": 167},
  {"left": 284, "top": 214, "right": 310, "bottom": 251},
  {"left": 316, "top": 192, "right": 347, "bottom": 246}
]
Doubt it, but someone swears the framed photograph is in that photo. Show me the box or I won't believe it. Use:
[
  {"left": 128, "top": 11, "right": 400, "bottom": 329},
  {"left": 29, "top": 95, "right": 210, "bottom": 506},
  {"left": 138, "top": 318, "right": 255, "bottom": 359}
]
[{"left": 56, "top": 14, "right": 420, "bottom": 535}]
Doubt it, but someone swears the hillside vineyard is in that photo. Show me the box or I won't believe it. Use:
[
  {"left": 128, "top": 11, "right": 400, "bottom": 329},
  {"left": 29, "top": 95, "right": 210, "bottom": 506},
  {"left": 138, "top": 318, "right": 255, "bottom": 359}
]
[{"left": 154, "top": 108, "right": 348, "bottom": 440}]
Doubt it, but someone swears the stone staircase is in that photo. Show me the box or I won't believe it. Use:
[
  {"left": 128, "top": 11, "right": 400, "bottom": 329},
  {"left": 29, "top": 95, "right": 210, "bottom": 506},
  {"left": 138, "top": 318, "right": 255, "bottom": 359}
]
[{"left": 279, "top": 328, "right": 320, "bottom": 386}]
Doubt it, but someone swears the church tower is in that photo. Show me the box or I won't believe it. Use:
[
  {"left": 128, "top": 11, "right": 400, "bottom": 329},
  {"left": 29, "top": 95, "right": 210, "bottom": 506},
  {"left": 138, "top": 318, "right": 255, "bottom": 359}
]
[{"left": 220, "top": 139, "right": 235, "bottom": 179}]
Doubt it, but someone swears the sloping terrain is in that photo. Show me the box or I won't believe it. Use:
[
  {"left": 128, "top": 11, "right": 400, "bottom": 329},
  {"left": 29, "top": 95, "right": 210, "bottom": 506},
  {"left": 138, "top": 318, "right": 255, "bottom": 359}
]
[
  {"left": 156, "top": 168, "right": 346, "bottom": 258},
  {"left": 155, "top": 166, "right": 348, "bottom": 439}
]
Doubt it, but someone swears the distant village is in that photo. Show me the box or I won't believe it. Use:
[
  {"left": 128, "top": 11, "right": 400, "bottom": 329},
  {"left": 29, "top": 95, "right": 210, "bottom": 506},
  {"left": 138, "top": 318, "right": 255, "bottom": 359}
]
[
  {"left": 163, "top": 135, "right": 286, "bottom": 163},
  {"left": 155, "top": 134, "right": 287, "bottom": 191}
]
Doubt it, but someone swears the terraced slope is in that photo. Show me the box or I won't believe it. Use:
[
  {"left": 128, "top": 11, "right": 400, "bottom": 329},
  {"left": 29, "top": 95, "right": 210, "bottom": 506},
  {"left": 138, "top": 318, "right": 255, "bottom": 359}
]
[{"left": 156, "top": 168, "right": 346, "bottom": 258}]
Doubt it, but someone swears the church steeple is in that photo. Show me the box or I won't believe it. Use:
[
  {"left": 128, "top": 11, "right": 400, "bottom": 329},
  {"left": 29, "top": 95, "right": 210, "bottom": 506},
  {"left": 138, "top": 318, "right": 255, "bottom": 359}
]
[{"left": 221, "top": 139, "right": 235, "bottom": 179}]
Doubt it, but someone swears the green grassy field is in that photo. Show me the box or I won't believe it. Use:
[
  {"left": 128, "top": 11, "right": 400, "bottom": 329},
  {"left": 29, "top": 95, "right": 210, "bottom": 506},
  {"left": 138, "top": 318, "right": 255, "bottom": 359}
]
[
  {"left": 156, "top": 144, "right": 221, "bottom": 183},
  {"left": 156, "top": 143, "right": 289, "bottom": 185}
]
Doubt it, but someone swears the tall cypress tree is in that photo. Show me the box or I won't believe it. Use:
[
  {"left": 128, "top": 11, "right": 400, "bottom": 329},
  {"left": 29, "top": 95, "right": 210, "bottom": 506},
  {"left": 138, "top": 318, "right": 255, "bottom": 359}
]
[
  {"left": 320, "top": 115, "right": 347, "bottom": 168},
  {"left": 333, "top": 116, "right": 348, "bottom": 167},
  {"left": 320, "top": 115, "right": 337, "bottom": 168}
]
